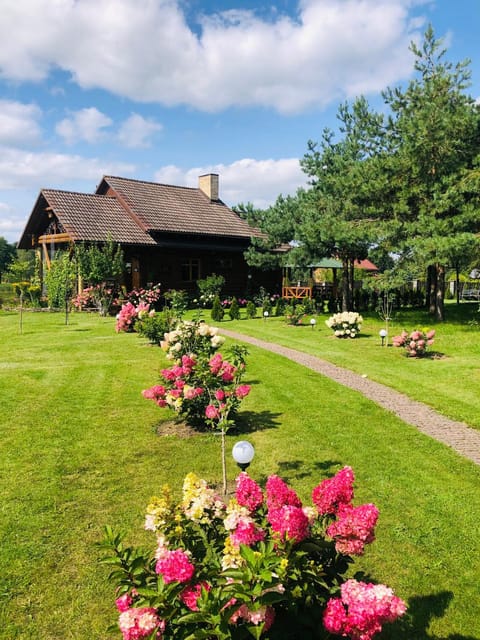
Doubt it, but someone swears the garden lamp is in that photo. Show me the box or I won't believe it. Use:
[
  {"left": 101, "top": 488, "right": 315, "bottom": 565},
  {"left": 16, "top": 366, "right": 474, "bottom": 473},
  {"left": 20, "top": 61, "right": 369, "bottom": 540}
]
[
  {"left": 232, "top": 441, "right": 255, "bottom": 471},
  {"left": 310, "top": 318, "right": 316, "bottom": 330},
  {"left": 379, "top": 328, "right": 387, "bottom": 346},
  {"left": 263, "top": 310, "right": 269, "bottom": 321}
]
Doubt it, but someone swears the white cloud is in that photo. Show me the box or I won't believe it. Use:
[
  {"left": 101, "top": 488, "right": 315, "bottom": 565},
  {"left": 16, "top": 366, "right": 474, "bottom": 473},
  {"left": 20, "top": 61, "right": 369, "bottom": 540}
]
[
  {"left": 55, "top": 107, "right": 113, "bottom": 144},
  {"left": 0, "top": 0, "right": 425, "bottom": 113},
  {"left": 0, "top": 100, "right": 42, "bottom": 146},
  {"left": 0, "top": 147, "right": 135, "bottom": 190},
  {"left": 154, "top": 157, "right": 307, "bottom": 208},
  {"left": 117, "top": 113, "right": 163, "bottom": 148}
]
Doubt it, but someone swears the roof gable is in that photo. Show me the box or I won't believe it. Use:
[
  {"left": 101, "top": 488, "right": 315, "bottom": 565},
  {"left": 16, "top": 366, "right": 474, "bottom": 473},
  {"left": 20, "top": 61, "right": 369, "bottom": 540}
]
[
  {"left": 18, "top": 189, "right": 156, "bottom": 248},
  {"left": 98, "top": 175, "right": 258, "bottom": 239}
]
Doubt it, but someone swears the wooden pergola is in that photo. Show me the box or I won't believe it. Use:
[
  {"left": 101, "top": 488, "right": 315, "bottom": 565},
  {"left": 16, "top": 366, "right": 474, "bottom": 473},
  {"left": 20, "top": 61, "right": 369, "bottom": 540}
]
[{"left": 282, "top": 258, "right": 342, "bottom": 300}]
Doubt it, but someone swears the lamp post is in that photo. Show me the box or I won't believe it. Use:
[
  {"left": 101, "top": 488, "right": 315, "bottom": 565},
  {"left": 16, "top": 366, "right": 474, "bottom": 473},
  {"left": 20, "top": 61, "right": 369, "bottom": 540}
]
[
  {"left": 263, "top": 310, "right": 269, "bottom": 322},
  {"left": 379, "top": 328, "right": 387, "bottom": 347},
  {"left": 310, "top": 318, "right": 316, "bottom": 330},
  {"left": 232, "top": 441, "right": 255, "bottom": 472}
]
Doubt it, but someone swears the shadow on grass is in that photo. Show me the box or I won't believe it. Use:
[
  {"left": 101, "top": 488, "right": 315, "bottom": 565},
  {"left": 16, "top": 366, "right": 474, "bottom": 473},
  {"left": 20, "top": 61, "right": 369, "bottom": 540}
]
[
  {"left": 232, "top": 410, "right": 282, "bottom": 434},
  {"left": 256, "top": 459, "right": 342, "bottom": 486},
  {"left": 371, "top": 590, "right": 479, "bottom": 639}
]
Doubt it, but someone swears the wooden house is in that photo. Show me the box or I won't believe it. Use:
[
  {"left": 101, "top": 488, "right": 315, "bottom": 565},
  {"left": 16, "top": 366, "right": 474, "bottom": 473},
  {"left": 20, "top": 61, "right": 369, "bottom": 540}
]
[{"left": 18, "top": 173, "right": 280, "bottom": 296}]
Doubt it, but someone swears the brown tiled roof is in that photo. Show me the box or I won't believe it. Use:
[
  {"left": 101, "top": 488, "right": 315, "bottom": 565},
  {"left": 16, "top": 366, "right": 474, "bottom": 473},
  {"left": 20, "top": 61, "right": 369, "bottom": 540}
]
[
  {"left": 100, "top": 176, "right": 258, "bottom": 239},
  {"left": 41, "top": 189, "right": 156, "bottom": 245}
]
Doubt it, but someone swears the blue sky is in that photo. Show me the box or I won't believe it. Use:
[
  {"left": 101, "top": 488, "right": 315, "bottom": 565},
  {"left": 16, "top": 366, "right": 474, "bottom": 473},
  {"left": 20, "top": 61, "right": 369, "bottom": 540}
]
[{"left": 0, "top": 0, "right": 479, "bottom": 244}]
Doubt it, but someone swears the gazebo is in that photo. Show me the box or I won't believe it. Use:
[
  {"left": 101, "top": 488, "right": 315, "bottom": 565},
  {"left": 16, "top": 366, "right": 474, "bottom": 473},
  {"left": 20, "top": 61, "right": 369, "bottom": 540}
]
[{"left": 282, "top": 258, "right": 378, "bottom": 300}]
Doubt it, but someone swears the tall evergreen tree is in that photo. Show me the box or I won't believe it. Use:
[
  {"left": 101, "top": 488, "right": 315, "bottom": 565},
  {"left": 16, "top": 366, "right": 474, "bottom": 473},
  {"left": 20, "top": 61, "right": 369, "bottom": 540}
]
[{"left": 382, "top": 26, "right": 480, "bottom": 320}]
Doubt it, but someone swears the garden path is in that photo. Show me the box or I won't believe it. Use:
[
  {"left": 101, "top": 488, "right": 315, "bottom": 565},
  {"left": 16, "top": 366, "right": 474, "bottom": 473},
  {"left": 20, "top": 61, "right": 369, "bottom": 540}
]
[{"left": 220, "top": 328, "right": 480, "bottom": 466}]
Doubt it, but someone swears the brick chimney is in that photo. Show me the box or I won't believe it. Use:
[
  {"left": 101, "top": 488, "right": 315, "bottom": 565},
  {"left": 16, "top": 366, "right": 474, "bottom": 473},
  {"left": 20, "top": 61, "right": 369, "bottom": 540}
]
[{"left": 199, "top": 173, "right": 219, "bottom": 201}]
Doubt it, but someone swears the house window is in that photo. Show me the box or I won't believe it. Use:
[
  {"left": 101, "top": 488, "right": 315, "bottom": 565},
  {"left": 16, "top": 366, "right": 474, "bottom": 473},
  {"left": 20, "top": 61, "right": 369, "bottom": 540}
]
[{"left": 181, "top": 259, "right": 200, "bottom": 282}]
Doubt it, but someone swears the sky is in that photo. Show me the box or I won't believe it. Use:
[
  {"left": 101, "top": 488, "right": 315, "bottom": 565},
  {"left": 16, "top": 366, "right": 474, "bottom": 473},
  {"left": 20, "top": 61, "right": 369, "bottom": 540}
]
[{"left": 0, "top": 0, "right": 479, "bottom": 244}]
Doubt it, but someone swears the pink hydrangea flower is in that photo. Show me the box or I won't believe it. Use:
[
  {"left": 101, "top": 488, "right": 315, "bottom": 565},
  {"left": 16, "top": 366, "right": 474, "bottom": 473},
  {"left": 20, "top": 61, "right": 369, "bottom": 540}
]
[
  {"left": 236, "top": 472, "right": 264, "bottom": 511},
  {"left": 312, "top": 466, "right": 355, "bottom": 515},
  {"left": 142, "top": 385, "right": 167, "bottom": 407},
  {"left": 326, "top": 503, "right": 379, "bottom": 555},
  {"left": 215, "top": 389, "right": 225, "bottom": 401},
  {"left": 116, "top": 593, "right": 133, "bottom": 612},
  {"left": 268, "top": 505, "right": 310, "bottom": 544},
  {"left": 323, "top": 579, "right": 406, "bottom": 640},
  {"left": 180, "top": 582, "right": 211, "bottom": 611},
  {"left": 142, "top": 385, "right": 166, "bottom": 400},
  {"left": 209, "top": 353, "right": 223, "bottom": 374},
  {"left": 155, "top": 549, "right": 195, "bottom": 584},
  {"left": 118, "top": 607, "right": 164, "bottom": 640},
  {"left": 265, "top": 475, "right": 302, "bottom": 511},
  {"left": 235, "top": 385, "right": 251, "bottom": 399},
  {"left": 181, "top": 354, "right": 196, "bottom": 371},
  {"left": 205, "top": 404, "right": 220, "bottom": 420},
  {"left": 220, "top": 362, "right": 236, "bottom": 382},
  {"left": 230, "top": 518, "right": 265, "bottom": 547}
]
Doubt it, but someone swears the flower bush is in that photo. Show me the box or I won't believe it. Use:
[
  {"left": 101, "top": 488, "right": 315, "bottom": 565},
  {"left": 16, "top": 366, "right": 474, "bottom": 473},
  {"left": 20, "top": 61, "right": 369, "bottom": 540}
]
[
  {"left": 123, "top": 283, "right": 162, "bottom": 309},
  {"left": 100, "top": 466, "right": 406, "bottom": 640},
  {"left": 392, "top": 329, "right": 435, "bottom": 357},
  {"left": 116, "top": 301, "right": 152, "bottom": 333},
  {"left": 142, "top": 321, "right": 250, "bottom": 431},
  {"left": 325, "top": 311, "right": 363, "bottom": 338}
]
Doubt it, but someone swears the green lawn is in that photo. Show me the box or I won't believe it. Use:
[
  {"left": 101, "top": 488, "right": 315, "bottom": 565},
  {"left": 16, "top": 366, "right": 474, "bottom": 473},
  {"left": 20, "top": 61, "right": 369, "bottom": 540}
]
[
  {"left": 220, "top": 302, "right": 480, "bottom": 430},
  {"left": 1, "top": 309, "right": 479, "bottom": 639}
]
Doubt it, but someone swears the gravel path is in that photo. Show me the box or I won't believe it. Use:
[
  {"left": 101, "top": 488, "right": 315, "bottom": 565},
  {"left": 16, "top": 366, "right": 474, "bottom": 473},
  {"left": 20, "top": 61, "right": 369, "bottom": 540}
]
[{"left": 220, "top": 328, "right": 480, "bottom": 466}]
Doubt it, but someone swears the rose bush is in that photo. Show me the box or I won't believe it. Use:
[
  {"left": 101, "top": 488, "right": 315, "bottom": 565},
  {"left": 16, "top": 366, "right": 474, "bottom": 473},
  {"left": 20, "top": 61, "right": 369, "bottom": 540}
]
[
  {"left": 325, "top": 312, "right": 363, "bottom": 338},
  {"left": 100, "top": 466, "right": 406, "bottom": 640}
]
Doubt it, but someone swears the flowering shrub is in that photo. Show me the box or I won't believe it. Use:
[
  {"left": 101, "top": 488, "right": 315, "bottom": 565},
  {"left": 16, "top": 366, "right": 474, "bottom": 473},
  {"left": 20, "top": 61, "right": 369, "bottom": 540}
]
[
  {"left": 115, "top": 301, "right": 152, "bottom": 333},
  {"left": 325, "top": 311, "right": 363, "bottom": 338},
  {"left": 72, "top": 283, "right": 118, "bottom": 315},
  {"left": 122, "top": 283, "right": 162, "bottom": 309},
  {"left": 72, "top": 285, "right": 114, "bottom": 312},
  {"left": 142, "top": 321, "right": 250, "bottom": 431},
  {"left": 392, "top": 329, "right": 435, "bottom": 357},
  {"left": 100, "top": 467, "right": 406, "bottom": 640}
]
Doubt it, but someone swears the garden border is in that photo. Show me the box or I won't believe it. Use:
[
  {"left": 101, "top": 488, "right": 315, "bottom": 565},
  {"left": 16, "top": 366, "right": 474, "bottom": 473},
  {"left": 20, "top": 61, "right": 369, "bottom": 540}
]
[{"left": 220, "top": 328, "right": 480, "bottom": 466}]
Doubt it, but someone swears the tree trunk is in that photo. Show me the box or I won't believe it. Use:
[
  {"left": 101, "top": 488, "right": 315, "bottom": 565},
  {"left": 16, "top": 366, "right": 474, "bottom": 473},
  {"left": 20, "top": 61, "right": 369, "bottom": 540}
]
[
  {"left": 427, "top": 265, "right": 437, "bottom": 315},
  {"left": 455, "top": 264, "right": 460, "bottom": 305},
  {"left": 350, "top": 261, "right": 355, "bottom": 311},
  {"left": 342, "top": 258, "right": 349, "bottom": 311},
  {"left": 435, "top": 263, "right": 445, "bottom": 322}
]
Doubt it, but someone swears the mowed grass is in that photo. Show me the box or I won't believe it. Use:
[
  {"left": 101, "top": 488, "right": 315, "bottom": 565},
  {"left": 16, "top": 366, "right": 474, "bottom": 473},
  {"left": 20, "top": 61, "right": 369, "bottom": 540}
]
[
  {"left": 1, "top": 310, "right": 479, "bottom": 639},
  {"left": 221, "top": 302, "right": 480, "bottom": 430}
]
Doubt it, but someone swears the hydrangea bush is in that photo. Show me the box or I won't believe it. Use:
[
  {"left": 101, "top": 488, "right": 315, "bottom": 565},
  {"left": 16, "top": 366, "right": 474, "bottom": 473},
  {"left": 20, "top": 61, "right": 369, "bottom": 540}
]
[
  {"left": 100, "top": 466, "right": 406, "bottom": 640},
  {"left": 116, "top": 301, "right": 153, "bottom": 333},
  {"left": 325, "top": 312, "right": 363, "bottom": 338},
  {"left": 142, "top": 321, "right": 250, "bottom": 439},
  {"left": 391, "top": 329, "right": 435, "bottom": 357}
]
